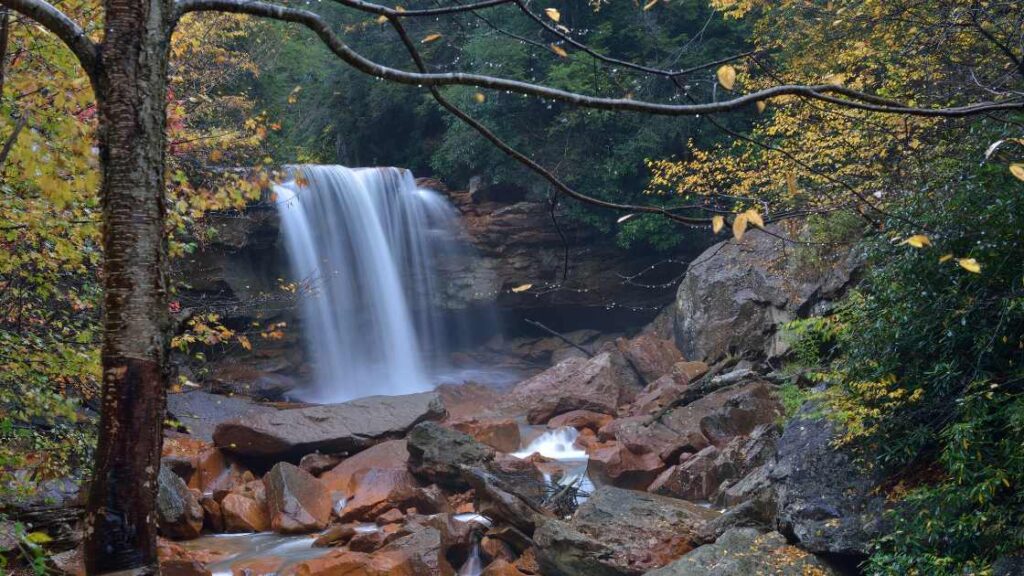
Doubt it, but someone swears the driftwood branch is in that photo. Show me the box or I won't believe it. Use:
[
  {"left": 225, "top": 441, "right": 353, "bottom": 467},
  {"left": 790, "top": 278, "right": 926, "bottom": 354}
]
[{"left": 524, "top": 318, "right": 593, "bottom": 358}]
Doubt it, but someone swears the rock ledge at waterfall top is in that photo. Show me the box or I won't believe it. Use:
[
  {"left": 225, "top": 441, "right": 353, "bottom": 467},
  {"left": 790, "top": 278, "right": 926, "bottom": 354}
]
[{"left": 212, "top": 391, "right": 445, "bottom": 460}]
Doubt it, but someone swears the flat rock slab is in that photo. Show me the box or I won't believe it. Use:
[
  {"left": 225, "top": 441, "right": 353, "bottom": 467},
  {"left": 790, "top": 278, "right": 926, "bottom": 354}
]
[
  {"left": 213, "top": 392, "right": 445, "bottom": 460},
  {"left": 168, "top": 391, "right": 278, "bottom": 442}
]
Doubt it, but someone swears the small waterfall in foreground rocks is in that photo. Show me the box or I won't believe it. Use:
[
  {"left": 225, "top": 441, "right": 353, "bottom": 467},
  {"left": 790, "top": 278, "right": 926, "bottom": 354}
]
[{"left": 274, "top": 165, "right": 475, "bottom": 403}]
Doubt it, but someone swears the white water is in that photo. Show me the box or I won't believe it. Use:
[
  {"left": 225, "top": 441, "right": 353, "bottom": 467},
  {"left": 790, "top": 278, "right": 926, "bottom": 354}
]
[
  {"left": 274, "top": 165, "right": 468, "bottom": 403},
  {"left": 512, "top": 427, "right": 589, "bottom": 460},
  {"left": 458, "top": 542, "right": 484, "bottom": 576}
]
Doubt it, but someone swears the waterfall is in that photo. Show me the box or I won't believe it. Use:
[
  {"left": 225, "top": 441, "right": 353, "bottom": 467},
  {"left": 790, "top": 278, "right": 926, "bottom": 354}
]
[{"left": 273, "top": 165, "right": 467, "bottom": 403}]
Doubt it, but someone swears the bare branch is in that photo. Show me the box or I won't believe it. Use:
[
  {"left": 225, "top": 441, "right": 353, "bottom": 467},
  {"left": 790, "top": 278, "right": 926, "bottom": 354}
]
[
  {"left": 176, "top": 0, "right": 1024, "bottom": 119},
  {"left": 337, "top": 0, "right": 511, "bottom": 17},
  {"left": 0, "top": 0, "right": 96, "bottom": 76}
]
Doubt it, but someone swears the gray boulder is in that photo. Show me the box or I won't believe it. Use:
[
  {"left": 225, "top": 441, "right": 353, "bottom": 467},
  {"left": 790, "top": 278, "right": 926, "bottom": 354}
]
[
  {"left": 645, "top": 528, "right": 841, "bottom": 575},
  {"left": 673, "top": 226, "right": 859, "bottom": 363},
  {"left": 771, "top": 411, "right": 885, "bottom": 556},
  {"left": 407, "top": 421, "right": 494, "bottom": 489},
  {"left": 156, "top": 467, "right": 203, "bottom": 540},
  {"left": 213, "top": 391, "right": 445, "bottom": 460},
  {"left": 535, "top": 486, "right": 718, "bottom": 576}
]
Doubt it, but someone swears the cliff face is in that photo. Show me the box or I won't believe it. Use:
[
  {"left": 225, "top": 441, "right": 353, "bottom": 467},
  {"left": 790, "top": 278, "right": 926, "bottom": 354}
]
[{"left": 172, "top": 179, "right": 705, "bottom": 336}]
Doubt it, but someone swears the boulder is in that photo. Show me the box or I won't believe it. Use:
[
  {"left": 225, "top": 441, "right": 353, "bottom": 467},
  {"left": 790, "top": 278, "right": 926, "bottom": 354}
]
[
  {"left": 220, "top": 492, "right": 270, "bottom": 532},
  {"left": 449, "top": 417, "right": 521, "bottom": 453},
  {"left": 771, "top": 411, "right": 885, "bottom": 557},
  {"left": 588, "top": 442, "right": 665, "bottom": 490},
  {"left": 283, "top": 549, "right": 416, "bottom": 576},
  {"left": 547, "top": 410, "right": 614, "bottom": 432},
  {"left": 321, "top": 439, "right": 409, "bottom": 495},
  {"left": 534, "top": 487, "right": 717, "bottom": 575},
  {"left": 630, "top": 361, "right": 709, "bottom": 415},
  {"left": 615, "top": 381, "right": 782, "bottom": 462},
  {"left": 407, "top": 422, "right": 495, "bottom": 489},
  {"left": 501, "top": 351, "right": 643, "bottom": 424},
  {"left": 338, "top": 469, "right": 447, "bottom": 522},
  {"left": 645, "top": 528, "right": 841, "bottom": 575},
  {"left": 167, "top": 390, "right": 278, "bottom": 442},
  {"left": 615, "top": 334, "right": 684, "bottom": 383},
  {"left": 265, "top": 462, "right": 332, "bottom": 533},
  {"left": 299, "top": 452, "right": 344, "bottom": 476},
  {"left": 214, "top": 391, "right": 445, "bottom": 460},
  {"left": 156, "top": 467, "right": 204, "bottom": 540},
  {"left": 673, "top": 226, "right": 859, "bottom": 363},
  {"left": 482, "top": 559, "right": 527, "bottom": 576}
]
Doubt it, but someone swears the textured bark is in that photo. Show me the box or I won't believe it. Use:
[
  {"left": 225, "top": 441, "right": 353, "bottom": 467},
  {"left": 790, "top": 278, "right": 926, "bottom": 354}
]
[{"left": 83, "top": 0, "right": 174, "bottom": 571}]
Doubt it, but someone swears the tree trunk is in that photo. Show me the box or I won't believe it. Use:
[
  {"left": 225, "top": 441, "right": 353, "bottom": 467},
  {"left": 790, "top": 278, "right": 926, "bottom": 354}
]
[{"left": 83, "top": 0, "right": 174, "bottom": 571}]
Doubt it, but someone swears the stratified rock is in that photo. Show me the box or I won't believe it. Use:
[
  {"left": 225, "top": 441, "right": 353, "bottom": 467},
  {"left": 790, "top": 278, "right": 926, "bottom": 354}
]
[
  {"left": 615, "top": 334, "right": 685, "bottom": 384},
  {"left": 673, "top": 226, "right": 859, "bottom": 363},
  {"left": 214, "top": 391, "right": 445, "bottom": 460},
  {"left": 167, "top": 390, "right": 278, "bottom": 442},
  {"left": 588, "top": 442, "right": 665, "bottom": 490},
  {"left": 407, "top": 422, "right": 494, "bottom": 489},
  {"left": 450, "top": 417, "right": 521, "bottom": 453},
  {"left": 264, "top": 462, "right": 332, "bottom": 533},
  {"left": 771, "top": 411, "right": 885, "bottom": 557},
  {"left": 646, "top": 528, "right": 841, "bottom": 575},
  {"left": 615, "top": 381, "right": 782, "bottom": 462},
  {"left": 630, "top": 361, "right": 709, "bottom": 415},
  {"left": 534, "top": 487, "right": 717, "bottom": 576},
  {"left": 156, "top": 467, "right": 204, "bottom": 540},
  {"left": 502, "top": 351, "right": 642, "bottom": 424},
  {"left": 338, "top": 469, "right": 446, "bottom": 522}
]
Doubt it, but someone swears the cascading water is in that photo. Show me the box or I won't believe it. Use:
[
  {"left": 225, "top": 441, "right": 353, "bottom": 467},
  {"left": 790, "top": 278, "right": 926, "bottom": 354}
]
[{"left": 273, "top": 165, "right": 473, "bottom": 403}]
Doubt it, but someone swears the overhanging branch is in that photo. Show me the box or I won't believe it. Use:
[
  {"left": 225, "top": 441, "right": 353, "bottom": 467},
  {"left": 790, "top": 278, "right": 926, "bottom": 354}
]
[
  {"left": 175, "top": 0, "right": 1024, "bottom": 119},
  {"left": 0, "top": 0, "right": 96, "bottom": 77}
]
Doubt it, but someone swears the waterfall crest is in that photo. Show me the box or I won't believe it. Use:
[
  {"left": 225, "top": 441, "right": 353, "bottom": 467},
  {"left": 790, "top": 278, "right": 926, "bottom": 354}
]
[{"left": 273, "top": 165, "right": 464, "bottom": 403}]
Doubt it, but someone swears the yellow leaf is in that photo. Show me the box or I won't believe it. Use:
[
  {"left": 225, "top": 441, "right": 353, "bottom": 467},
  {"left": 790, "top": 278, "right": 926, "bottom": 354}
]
[
  {"left": 1011, "top": 163, "right": 1024, "bottom": 182},
  {"left": 237, "top": 335, "right": 252, "bottom": 351},
  {"left": 716, "top": 65, "right": 737, "bottom": 91},
  {"left": 473, "top": 92, "right": 486, "bottom": 103},
  {"left": 957, "top": 258, "right": 981, "bottom": 274},
  {"left": 26, "top": 532, "right": 52, "bottom": 544},
  {"left": 938, "top": 253, "right": 954, "bottom": 263},
  {"left": 550, "top": 43, "right": 568, "bottom": 58},
  {"left": 421, "top": 33, "right": 442, "bottom": 43},
  {"left": 743, "top": 209, "right": 764, "bottom": 228},
  {"left": 642, "top": 0, "right": 658, "bottom": 11},
  {"left": 903, "top": 234, "right": 931, "bottom": 248},
  {"left": 712, "top": 215, "right": 724, "bottom": 234},
  {"left": 732, "top": 213, "right": 748, "bottom": 240},
  {"left": 511, "top": 283, "right": 533, "bottom": 293},
  {"left": 376, "top": 14, "right": 388, "bottom": 23},
  {"left": 756, "top": 100, "right": 766, "bottom": 113},
  {"left": 209, "top": 150, "right": 223, "bottom": 162},
  {"left": 544, "top": 7, "right": 561, "bottom": 22}
]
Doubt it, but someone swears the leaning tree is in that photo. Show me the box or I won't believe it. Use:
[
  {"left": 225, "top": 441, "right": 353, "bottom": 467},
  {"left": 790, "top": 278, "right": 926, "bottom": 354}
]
[{"left": 2, "top": 0, "right": 1021, "bottom": 571}]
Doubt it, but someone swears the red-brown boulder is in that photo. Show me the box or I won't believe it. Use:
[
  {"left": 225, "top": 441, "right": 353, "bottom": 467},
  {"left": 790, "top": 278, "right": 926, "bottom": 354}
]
[
  {"left": 546, "top": 410, "right": 614, "bottom": 432},
  {"left": 615, "top": 334, "right": 685, "bottom": 384},
  {"left": 449, "top": 418, "right": 521, "bottom": 453},
  {"left": 265, "top": 462, "right": 332, "bottom": 533},
  {"left": 588, "top": 442, "right": 666, "bottom": 490}
]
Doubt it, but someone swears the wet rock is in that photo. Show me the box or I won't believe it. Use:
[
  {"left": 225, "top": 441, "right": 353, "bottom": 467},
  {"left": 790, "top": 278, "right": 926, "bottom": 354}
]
[
  {"left": 547, "top": 410, "right": 614, "bottom": 432},
  {"left": 231, "top": 556, "right": 286, "bottom": 575},
  {"left": 646, "top": 528, "right": 841, "bottom": 575},
  {"left": 615, "top": 334, "right": 684, "bottom": 384},
  {"left": 313, "top": 522, "right": 357, "bottom": 547},
  {"left": 408, "top": 422, "right": 495, "bottom": 489},
  {"left": 214, "top": 391, "right": 445, "bottom": 460},
  {"left": 265, "top": 462, "right": 332, "bottom": 533},
  {"left": 162, "top": 456, "right": 196, "bottom": 485},
  {"left": 772, "top": 411, "right": 885, "bottom": 557},
  {"left": 379, "top": 526, "right": 456, "bottom": 575},
  {"left": 481, "top": 535, "right": 517, "bottom": 563},
  {"left": 221, "top": 492, "right": 270, "bottom": 532},
  {"left": 615, "top": 381, "right": 782, "bottom": 462},
  {"left": 450, "top": 417, "right": 521, "bottom": 453},
  {"left": 588, "top": 442, "right": 666, "bottom": 491},
  {"left": 321, "top": 439, "right": 409, "bottom": 494},
  {"left": 199, "top": 494, "right": 225, "bottom": 532},
  {"left": 157, "top": 540, "right": 214, "bottom": 576},
  {"left": 283, "top": 548, "right": 414, "bottom": 576},
  {"left": 463, "top": 467, "right": 550, "bottom": 535},
  {"left": 299, "top": 452, "right": 344, "bottom": 476},
  {"left": 208, "top": 361, "right": 298, "bottom": 401},
  {"left": 534, "top": 486, "right": 717, "bottom": 575},
  {"left": 514, "top": 547, "right": 541, "bottom": 574},
  {"left": 193, "top": 447, "right": 248, "bottom": 494},
  {"left": 673, "top": 226, "right": 860, "bottom": 363},
  {"left": 502, "top": 351, "right": 642, "bottom": 424},
  {"left": 157, "top": 467, "right": 204, "bottom": 540}
]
